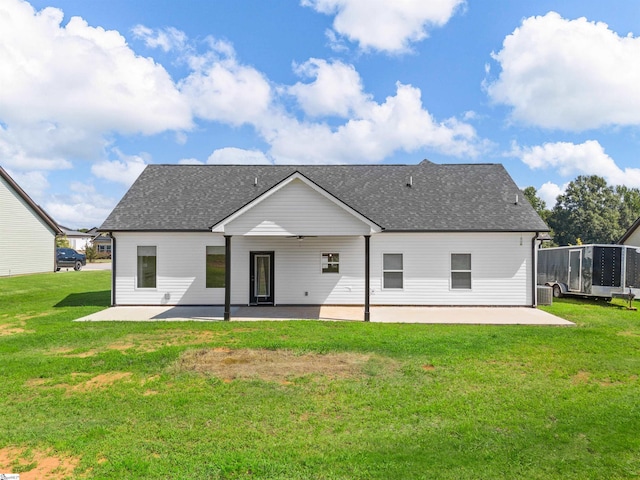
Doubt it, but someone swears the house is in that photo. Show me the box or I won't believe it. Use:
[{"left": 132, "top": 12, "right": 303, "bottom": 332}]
[
  {"left": 59, "top": 226, "right": 93, "bottom": 251},
  {"left": 88, "top": 228, "right": 112, "bottom": 257},
  {"left": 99, "top": 161, "right": 549, "bottom": 320},
  {"left": 619, "top": 217, "right": 640, "bottom": 247},
  {"left": 0, "top": 166, "right": 62, "bottom": 276}
]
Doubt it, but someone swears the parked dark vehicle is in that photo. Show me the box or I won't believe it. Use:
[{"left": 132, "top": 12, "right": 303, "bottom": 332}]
[{"left": 56, "top": 248, "right": 86, "bottom": 271}]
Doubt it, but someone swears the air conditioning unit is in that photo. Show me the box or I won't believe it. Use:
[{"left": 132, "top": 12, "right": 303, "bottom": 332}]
[{"left": 537, "top": 285, "right": 553, "bottom": 305}]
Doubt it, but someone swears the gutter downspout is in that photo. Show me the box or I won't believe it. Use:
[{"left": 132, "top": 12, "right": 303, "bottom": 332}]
[
  {"left": 111, "top": 234, "right": 116, "bottom": 306},
  {"left": 531, "top": 232, "right": 539, "bottom": 308}
]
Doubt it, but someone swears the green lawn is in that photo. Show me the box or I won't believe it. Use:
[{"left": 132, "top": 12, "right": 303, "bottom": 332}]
[{"left": 0, "top": 271, "right": 639, "bottom": 479}]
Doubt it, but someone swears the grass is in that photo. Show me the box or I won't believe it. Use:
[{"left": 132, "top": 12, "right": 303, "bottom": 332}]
[{"left": 0, "top": 271, "right": 639, "bottom": 479}]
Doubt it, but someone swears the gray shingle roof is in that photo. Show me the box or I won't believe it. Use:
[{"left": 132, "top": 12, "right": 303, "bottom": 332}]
[{"left": 100, "top": 161, "right": 549, "bottom": 233}]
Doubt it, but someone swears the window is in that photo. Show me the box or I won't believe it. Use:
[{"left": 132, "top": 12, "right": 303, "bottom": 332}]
[
  {"left": 206, "top": 246, "right": 226, "bottom": 288},
  {"left": 383, "top": 253, "right": 403, "bottom": 289},
  {"left": 451, "top": 253, "right": 472, "bottom": 289},
  {"left": 137, "top": 246, "right": 157, "bottom": 288},
  {"left": 321, "top": 253, "right": 339, "bottom": 273}
]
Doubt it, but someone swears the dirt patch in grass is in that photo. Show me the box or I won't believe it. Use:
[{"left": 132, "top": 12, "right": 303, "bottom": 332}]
[
  {"left": 617, "top": 330, "right": 640, "bottom": 337},
  {"left": 0, "top": 446, "right": 80, "bottom": 479},
  {"left": 14, "top": 312, "right": 52, "bottom": 321},
  {"left": 25, "top": 372, "right": 133, "bottom": 394},
  {"left": 0, "top": 321, "right": 34, "bottom": 336},
  {"left": 70, "top": 372, "right": 132, "bottom": 392},
  {"left": 174, "top": 348, "right": 390, "bottom": 382},
  {"left": 55, "top": 330, "right": 222, "bottom": 357},
  {"left": 572, "top": 371, "right": 591, "bottom": 384},
  {"left": 113, "top": 330, "right": 218, "bottom": 351},
  {"left": 0, "top": 324, "right": 27, "bottom": 336}
]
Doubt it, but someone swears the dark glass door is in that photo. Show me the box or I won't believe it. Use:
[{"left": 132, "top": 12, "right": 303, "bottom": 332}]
[{"left": 250, "top": 252, "right": 274, "bottom": 305}]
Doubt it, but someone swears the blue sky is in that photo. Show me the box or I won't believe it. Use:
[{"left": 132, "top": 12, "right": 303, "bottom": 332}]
[{"left": 2, "top": 0, "right": 640, "bottom": 228}]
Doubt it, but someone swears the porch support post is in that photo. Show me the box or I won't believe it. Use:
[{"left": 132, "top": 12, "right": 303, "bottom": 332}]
[
  {"left": 110, "top": 233, "right": 116, "bottom": 306},
  {"left": 224, "top": 235, "right": 231, "bottom": 320},
  {"left": 364, "top": 235, "right": 370, "bottom": 322}
]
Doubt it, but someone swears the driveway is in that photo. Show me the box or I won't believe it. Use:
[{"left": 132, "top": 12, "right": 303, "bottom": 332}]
[
  {"left": 55, "top": 262, "right": 111, "bottom": 273},
  {"left": 76, "top": 305, "right": 573, "bottom": 326},
  {"left": 83, "top": 262, "right": 112, "bottom": 271}
]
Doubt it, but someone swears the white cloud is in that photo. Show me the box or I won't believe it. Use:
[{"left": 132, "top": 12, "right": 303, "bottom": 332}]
[
  {"left": 45, "top": 184, "right": 117, "bottom": 229},
  {"left": 267, "top": 82, "right": 481, "bottom": 163},
  {"left": 178, "top": 158, "right": 203, "bottom": 165},
  {"left": 288, "top": 58, "right": 370, "bottom": 117},
  {"left": 179, "top": 48, "right": 482, "bottom": 163},
  {"left": 132, "top": 25, "right": 188, "bottom": 52},
  {"left": 487, "top": 11, "right": 640, "bottom": 130},
  {"left": 302, "top": 0, "right": 465, "bottom": 53},
  {"left": 207, "top": 148, "right": 272, "bottom": 165},
  {"left": 91, "top": 151, "right": 148, "bottom": 186},
  {"left": 179, "top": 40, "right": 272, "bottom": 126},
  {"left": 512, "top": 140, "right": 640, "bottom": 187},
  {"left": 537, "top": 181, "right": 566, "bottom": 208},
  {"left": 4, "top": 169, "right": 50, "bottom": 201},
  {"left": 0, "top": 128, "right": 73, "bottom": 171},
  {"left": 0, "top": 0, "right": 191, "bottom": 162},
  {"left": 0, "top": 123, "right": 97, "bottom": 169}
]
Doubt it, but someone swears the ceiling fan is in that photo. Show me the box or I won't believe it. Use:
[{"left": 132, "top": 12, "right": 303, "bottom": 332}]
[{"left": 286, "top": 235, "right": 317, "bottom": 241}]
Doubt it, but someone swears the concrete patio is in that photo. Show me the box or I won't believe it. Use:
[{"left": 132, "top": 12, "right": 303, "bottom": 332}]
[{"left": 75, "top": 305, "right": 573, "bottom": 326}]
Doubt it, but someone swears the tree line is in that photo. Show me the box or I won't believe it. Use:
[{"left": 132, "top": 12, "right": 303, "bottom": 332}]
[{"left": 523, "top": 175, "right": 640, "bottom": 246}]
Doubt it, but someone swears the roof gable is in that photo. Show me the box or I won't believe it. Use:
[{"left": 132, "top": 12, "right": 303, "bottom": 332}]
[
  {"left": 216, "top": 173, "right": 381, "bottom": 235},
  {"left": 0, "top": 166, "right": 61, "bottom": 235}
]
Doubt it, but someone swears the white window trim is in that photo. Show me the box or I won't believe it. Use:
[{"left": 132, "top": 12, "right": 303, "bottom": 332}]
[
  {"left": 321, "top": 252, "right": 340, "bottom": 274},
  {"left": 136, "top": 245, "right": 158, "bottom": 290},
  {"left": 382, "top": 253, "right": 404, "bottom": 290},
  {"left": 450, "top": 252, "right": 472, "bottom": 291}
]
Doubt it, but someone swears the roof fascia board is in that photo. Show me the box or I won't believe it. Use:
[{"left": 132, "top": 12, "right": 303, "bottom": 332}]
[
  {"left": 98, "top": 229, "right": 213, "bottom": 233},
  {"left": 0, "top": 166, "right": 62, "bottom": 235},
  {"left": 380, "top": 228, "right": 550, "bottom": 233},
  {"left": 211, "top": 171, "right": 382, "bottom": 234}
]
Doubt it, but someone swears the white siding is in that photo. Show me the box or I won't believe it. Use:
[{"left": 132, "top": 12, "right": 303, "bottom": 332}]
[
  {"left": 114, "top": 232, "right": 226, "bottom": 305},
  {"left": 229, "top": 236, "right": 365, "bottom": 305},
  {"left": 225, "top": 178, "right": 371, "bottom": 236},
  {"left": 113, "top": 231, "right": 534, "bottom": 307},
  {"left": 0, "top": 176, "right": 56, "bottom": 276},
  {"left": 67, "top": 236, "right": 92, "bottom": 251},
  {"left": 623, "top": 228, "right": 640, "bottom": 247},
  {"left": 370, "top": 232, "right": 534, "bottom": 306},
  {"left": 113, "top": 233, "right": 365, "bottom": 305}
]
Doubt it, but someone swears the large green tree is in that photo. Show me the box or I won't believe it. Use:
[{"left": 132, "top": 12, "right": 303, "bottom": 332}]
[
  {"left": 525, "top": 177, "right": 640, "bottom": 246},
  {"left": 522, "top": 186, "right": 550, "bottom": 223},
  {"left": 616, "top": 185, "right": 640, "bottom": 236},
  {"left": 548, "top": 175, "right": 622, "bottom": 245}
]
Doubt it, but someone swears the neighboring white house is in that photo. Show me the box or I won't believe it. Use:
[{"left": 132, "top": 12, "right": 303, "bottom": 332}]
[
  {"left": 99, "top": 161, "right": 550, "bottom": 320},
  {"left": 59, "top": 226, "right": 93, "bottom": 251},
  {"left": 0, "top": 166, "right": 62, "bottom": 276},
  {"left": 619, "top": 217, "right": 640, "bottom": 247}
]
